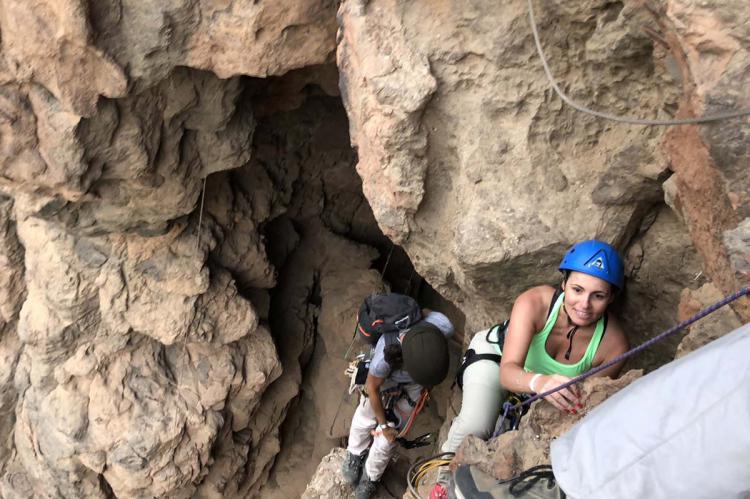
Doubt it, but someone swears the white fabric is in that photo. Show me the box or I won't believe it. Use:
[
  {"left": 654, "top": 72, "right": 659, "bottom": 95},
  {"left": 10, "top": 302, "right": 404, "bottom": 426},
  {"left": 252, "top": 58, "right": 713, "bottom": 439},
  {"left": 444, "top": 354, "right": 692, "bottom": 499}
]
[
  {"left": 551, "top": 322, "right": 750, "bottom": 499},
  {"left": 423, "top": 310, "right": 455, "bottom": 337},
  {"left": 346, "top": 384, "right": 422, "bottom": 481},
  {"left": 442, "top": 329, "right": 506, "bottom": 454}
]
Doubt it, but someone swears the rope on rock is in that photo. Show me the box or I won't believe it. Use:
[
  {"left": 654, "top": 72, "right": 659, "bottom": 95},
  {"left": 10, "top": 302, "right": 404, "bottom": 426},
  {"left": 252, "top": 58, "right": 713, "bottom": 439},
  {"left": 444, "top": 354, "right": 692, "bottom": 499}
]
[
  {"left": 527, "top": 0, "right": 750, "bottom": 125},
  {"left": 512, "top": 286, "right": 750, "bottom": 412},
  {"left": 406, "top": 452, "right": 455, "bottom": 499},
  {"left": 195, "top": 176, "right": 208, "bottom": 251},
  {"left": 344, "top": 241, "right": 396, "bottom": 361}
]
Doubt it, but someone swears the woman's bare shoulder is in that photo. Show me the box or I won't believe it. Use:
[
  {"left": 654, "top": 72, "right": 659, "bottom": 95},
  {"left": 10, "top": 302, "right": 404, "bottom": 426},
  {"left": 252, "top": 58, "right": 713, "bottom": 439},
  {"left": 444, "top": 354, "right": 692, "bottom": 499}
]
[{"left": 514, "top": 284, "right": 558, "bottom": 314}]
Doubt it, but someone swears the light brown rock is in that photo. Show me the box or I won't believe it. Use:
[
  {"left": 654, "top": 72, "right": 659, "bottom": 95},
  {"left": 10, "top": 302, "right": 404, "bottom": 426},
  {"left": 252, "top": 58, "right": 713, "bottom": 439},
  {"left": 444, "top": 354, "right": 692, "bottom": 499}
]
[
  {"left": 337, "top": 0, "right": 680, "bottom": 329},
  {"left": 301, "top": 448, "right": 393, "bottom": 499},
  {"left": 454, "top": 371, "right": 642, "bottom": 480},
  {"left": 675, "top": 283, "right": 743, "bottom": 358}
]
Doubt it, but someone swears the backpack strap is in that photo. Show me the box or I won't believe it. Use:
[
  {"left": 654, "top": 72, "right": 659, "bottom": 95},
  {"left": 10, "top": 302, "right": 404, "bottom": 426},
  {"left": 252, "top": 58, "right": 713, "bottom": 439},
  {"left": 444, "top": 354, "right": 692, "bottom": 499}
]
[
  {"left": 383, "top": 332, "right": 399, "bottom": 346},
  {"left": 486, "top": 321, "right": 509, "bottom": 346}
]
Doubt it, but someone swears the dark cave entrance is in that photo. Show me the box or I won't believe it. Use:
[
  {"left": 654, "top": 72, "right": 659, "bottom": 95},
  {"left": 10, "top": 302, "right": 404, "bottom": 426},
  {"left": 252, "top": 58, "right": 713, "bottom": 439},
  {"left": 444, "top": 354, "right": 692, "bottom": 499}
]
[{"left": 222, "top": 65, "right": 460, "bottom": 497}]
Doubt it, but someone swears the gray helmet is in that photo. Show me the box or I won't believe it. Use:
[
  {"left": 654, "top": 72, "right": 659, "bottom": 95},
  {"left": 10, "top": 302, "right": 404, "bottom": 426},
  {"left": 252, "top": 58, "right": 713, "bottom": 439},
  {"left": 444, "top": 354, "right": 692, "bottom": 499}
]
[{"left": 401, "top": 322, "right": 449, "bottom": 387}]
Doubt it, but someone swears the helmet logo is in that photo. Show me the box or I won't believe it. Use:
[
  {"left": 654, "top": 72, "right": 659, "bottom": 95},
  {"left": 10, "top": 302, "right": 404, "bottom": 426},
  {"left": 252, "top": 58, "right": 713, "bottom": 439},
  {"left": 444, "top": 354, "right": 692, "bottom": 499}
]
[
  {"left": 559, "top": 240, "right": 624, "bottom": 289},
  {"left": 584, "top": 250, "right": 608, "bottom": 272}
]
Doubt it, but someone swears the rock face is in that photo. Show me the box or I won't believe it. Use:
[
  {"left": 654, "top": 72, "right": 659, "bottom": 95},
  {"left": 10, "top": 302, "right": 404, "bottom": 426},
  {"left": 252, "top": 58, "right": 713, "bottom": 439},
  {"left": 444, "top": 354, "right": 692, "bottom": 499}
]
[
  {"left": 1, "top": 0, "right": 337, "bottom": 116},
  {"left": 453, "top": 371, "right": 642, "bottom": 480},
  {"left": 0, "top": 1, "right": 343, "bottom": 495},
  {"left": 337, "top": 0, "right": 750, "bottom": 332},
  {"left": 302, "top": 448, "right": 394, "bottom": 499},
  {"left": 0, "top": 0, "right": 748, "bottom": 497}
]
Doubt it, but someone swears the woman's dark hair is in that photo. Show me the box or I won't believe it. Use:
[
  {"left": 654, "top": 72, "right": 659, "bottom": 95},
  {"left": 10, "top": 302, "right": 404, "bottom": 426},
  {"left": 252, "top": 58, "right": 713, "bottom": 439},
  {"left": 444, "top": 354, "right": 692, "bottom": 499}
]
[
  {"left": 383, "top": 343, "right": 404, "bottom": 370},
  {"left": 561, "top": 270, "right": 619, "bottom": 296}
]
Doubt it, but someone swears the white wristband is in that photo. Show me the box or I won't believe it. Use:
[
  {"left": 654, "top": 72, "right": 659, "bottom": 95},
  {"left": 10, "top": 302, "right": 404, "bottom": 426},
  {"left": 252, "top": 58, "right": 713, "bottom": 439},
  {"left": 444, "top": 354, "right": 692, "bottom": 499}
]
[{"left": 529, "top": 373, "right": 542, "bottom": 393}]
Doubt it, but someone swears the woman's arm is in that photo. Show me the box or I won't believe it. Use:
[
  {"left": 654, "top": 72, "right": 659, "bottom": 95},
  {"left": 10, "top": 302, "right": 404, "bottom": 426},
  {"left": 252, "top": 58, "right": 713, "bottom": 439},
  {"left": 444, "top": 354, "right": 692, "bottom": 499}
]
[
  {"left": 500, "top": 287, "right": 581, "bottom": 413},
  {"left": 364, "top": 373, "right": 398, "bottom": 442},
  {"left": 499, "top": 288, "right": 544, "bottom": 392}
]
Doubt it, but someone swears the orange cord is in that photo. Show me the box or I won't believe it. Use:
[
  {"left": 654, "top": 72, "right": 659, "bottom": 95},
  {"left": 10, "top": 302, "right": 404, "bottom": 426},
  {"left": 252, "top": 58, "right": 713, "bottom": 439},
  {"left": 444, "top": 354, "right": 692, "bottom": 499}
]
[{"left": 397, "top": 389, "right": 429, "bottom": 438}]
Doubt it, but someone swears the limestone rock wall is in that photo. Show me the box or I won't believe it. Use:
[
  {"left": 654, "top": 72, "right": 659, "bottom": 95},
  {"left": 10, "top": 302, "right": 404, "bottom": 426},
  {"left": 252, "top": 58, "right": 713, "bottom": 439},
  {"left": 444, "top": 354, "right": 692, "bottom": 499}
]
[
  {"left": 1, "top": 0, "right": 337, "bottom": 116},
  {"left": 337, "top": 0, "right": 750, "bottom": 337},
  {"left": 334, "top": 0, "right": 750, "bottom": 487},
  {"left": 0, "top": 0, "right": 748, "bottom": 497},
  {"left": 0, "top": 1, "right": 342, "bottom": 496}
]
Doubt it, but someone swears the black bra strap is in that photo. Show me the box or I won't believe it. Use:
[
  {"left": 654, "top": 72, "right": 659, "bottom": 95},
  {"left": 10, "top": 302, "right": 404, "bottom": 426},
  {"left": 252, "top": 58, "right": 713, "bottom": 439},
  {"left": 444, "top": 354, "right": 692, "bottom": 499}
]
[{"left": 548, "top": 288, "right": 562, "bottom": 319}]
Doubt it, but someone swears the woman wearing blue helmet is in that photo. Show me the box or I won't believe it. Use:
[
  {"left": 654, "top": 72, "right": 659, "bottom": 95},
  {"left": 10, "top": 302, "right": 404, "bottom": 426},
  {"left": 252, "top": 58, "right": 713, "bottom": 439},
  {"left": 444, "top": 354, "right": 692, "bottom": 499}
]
[
  {"left": 429, "top": 240, "right": 629, "bottom": 499},
  {"left": 499, "top": 239, "right": 629, "bottom": 413}
]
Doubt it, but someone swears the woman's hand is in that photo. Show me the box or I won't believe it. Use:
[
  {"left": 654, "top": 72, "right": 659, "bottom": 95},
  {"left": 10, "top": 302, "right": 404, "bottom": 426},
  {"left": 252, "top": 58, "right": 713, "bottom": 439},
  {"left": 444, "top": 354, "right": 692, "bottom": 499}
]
[{"left": 534, "top": 374, "right": 583, "bottom": 414}]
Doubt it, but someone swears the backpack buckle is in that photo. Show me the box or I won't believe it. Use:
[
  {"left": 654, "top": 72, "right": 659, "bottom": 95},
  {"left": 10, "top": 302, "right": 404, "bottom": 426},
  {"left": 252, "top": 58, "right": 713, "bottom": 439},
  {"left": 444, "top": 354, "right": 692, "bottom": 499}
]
[{"left": 394, "top": 315, "right": 410, "bottom": 330}]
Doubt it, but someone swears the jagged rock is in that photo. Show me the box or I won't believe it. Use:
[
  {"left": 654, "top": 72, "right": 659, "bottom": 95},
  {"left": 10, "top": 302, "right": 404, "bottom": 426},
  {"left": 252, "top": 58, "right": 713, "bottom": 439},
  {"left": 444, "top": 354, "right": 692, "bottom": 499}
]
[
  {"left": 1, "top": 0, "right": 337, "bottom": 116},
  {"left": 337, "top": 0, "right": 437, "bottom": 241},
  {"left": 676, "top": 283, "right": 743, "bottom": 358},
  {"left": 337, "top": 0, "right": 680, "bottom": 329},
  {"left": 617, "top": 205, "right": 706, "bottom": 371},
  {"left": 0, "top": 197, "right": 24, "bottom": 325},
  {"left": 659, "top": 0, "right": 750, "bottom": 319},
  {"left": 454, "top": 371, "right": 642, "bottom": 480},
  {"left": 4, "top": 205, "right": 282, "bottom": 497},
  {"left": 0, "top": 0, "right": 128, "bottom": 116},
  {"left": 301, "top": 448, "right": 393, "bottom": 499},
  {"left": 1, "top": 67, "right": 253, "bottom": 238}
]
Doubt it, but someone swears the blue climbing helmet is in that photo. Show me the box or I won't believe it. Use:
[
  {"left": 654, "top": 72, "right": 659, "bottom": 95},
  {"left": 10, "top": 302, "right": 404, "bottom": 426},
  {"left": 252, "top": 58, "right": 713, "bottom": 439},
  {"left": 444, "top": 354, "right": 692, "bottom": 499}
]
[{"left": 559, "top": 240, "right": 624, "bottom": 289}]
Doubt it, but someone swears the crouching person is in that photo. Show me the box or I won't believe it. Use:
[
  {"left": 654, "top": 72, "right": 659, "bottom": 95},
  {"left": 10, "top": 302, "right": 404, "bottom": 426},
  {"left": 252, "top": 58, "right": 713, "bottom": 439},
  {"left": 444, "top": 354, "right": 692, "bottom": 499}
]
[{"left": 342, "top": 312, "right": 454, "bottom": 499}]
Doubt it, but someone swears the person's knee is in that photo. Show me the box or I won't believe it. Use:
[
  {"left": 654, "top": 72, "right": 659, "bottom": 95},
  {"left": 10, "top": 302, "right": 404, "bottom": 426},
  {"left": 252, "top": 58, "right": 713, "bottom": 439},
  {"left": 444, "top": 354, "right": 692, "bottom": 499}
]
[
  {"left": 370, "top": 434, "right": 397, "bottom": 454},
  {"left": 453, "top": 412, "right": 497, "bottom": 440}
]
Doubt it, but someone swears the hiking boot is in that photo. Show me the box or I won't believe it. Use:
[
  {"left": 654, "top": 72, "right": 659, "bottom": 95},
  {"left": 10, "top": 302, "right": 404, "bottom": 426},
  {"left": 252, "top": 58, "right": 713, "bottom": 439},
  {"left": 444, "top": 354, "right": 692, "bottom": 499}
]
[
  {"left": 453, "top": 464, "right": 564, "bottom": 499},
  {"left": 341, "top": 451, "right": 365, "bottom": 487},
  {"left": 355, "top": 472, "right": 379, "bottom": 499}
]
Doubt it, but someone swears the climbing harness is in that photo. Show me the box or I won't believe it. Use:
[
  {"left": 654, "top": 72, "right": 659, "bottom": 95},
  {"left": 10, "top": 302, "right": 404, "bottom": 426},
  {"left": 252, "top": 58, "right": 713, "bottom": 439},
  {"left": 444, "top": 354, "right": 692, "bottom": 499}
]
[
  {"left": 406, "top": 452, "right": 456, "bottom": 499},
  {"left": 394, "top": 389, "right": 429, "bottom": 439},
  {"left": 492, "top": 392, "right": 532, "bottom": 438},
  {"left": 508, "top": 286, "right": 750, "bottom": 414},
  {"left": 454, "top": 321, "right": 507, "bottom": 389},
  {"left": 527, "top": 0, "right": 750, "bottom": 125}
]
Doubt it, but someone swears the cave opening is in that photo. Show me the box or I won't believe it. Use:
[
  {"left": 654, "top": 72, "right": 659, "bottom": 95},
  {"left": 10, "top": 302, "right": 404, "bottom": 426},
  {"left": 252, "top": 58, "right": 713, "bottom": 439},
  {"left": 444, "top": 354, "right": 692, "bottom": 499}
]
[{"left": 208, "top": 65, "right": 460, "bottom": 497}]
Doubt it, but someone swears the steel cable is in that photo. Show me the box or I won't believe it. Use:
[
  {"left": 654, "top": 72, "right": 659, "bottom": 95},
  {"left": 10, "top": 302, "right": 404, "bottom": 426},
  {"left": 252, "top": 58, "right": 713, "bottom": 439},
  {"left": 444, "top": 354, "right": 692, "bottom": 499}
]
[{"left": 527, "top": 0, "right": 750, "bottom": 125}]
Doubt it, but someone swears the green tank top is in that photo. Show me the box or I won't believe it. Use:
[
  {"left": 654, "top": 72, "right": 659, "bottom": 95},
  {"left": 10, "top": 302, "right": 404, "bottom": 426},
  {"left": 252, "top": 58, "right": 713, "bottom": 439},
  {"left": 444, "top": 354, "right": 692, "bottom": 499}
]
[{"left": 522, "top": 291, "right": 606, "bottom": 377}]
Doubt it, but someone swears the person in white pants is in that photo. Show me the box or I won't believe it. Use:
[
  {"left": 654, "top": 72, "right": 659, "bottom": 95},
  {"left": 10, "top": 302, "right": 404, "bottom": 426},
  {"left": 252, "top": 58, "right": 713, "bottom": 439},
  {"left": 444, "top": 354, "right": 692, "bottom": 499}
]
[
  {"left": 431, "top": 240, "right": 631, "bottom": 499},
  {"left": 342, "top": 311, "right": 454, "bottom": 499},
  {"left": 347, "top": 382, "right": 424, "bottom": 481},
  {"left": 435, "top": 326, "right": 506, "bottom": 488}
]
